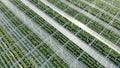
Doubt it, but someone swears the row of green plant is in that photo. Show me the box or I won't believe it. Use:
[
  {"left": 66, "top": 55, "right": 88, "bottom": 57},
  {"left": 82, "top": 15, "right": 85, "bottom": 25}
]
[
  {"left": 106, "top": 0, "right": 120, "bottom": 19},
  {"left": 0, "top": 26, "right": 6, "bottom": 37},
  {"left": 95, "top": 0, "right": 119, "bottom": 15},
  {"left": 15, "top": 24, "right": 54, "bottom": 67},
  {"left": 86, "top": 0, "right": 120, "bottom": 9},
  {"left": 0, "top": 3, "right": 53, "bottom": 67},
  {"left": 85, "top": 0, "right": 120, "bottom": 19},
  {"left": 1, "top": 10, "right": 42, "bottom": 67},
  {"left": 85, "top": 0, "right": 120, "bottom": 31},
  {"left": 67, "top": 0, "right": 120, "bottom": 30},
  {"left": 0, "top": 1, "right": 68, "bottom": 68},
  {"left": 0, "top": 25, "right": 34, "bottom": 67},
  {"left": 48, "top": 0, "right": 120, "bottom": 46},
  {"left": 25, "top": 0, "right": 105, "bottom": 67},
  {"left": 0, "top": 37, "right": 15, "bottom": 67},
  {"left": 28, "top": 0, "right": 120, "bottom": 66},
  {"left": 10, "top": 0, "right": 106, "bottom": 67},
  {"left": 0, "top": 26, "right": 16, "bottom": 67}
]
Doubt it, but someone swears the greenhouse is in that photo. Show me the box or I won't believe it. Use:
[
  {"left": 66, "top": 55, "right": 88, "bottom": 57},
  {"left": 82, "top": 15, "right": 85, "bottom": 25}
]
[{"left": 0, "top": 0, "right": 120, "bottom": 68}]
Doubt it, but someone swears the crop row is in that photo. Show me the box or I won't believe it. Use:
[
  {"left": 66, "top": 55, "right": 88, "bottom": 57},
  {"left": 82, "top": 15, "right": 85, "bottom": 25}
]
[
  {"left": 0, "top": 3, "right": 55, "bottom": 66},
  {"left": 85, "top": 0, "right": 120, "bottom": 19},
  {"left": 0, "top": 25, "right": 34, "bottom": 67},
  {"left": 104, "top": 0, "right": 120, "bottom": 9},
  {"left": 66, "top": 0, "right": 120, "bottom": 47},
  {"left": 0, "top": 15, "right": 36, "bottom": 67},
  {"left": 92, "top": 0, "right": 119, "bottom": 15},
  {"left": 28, "top": 0, "right": 120, "bottom": 66},
  {"left": 10, "top": 0, "right": 106, "bottom": 67},
  {"left": 0, "top": 26, "right": 14, "bottom": 67},
  {"left": 66, "top": 0, "right": 120, "bottom": 31},
  {"left": 75, "top": 0, "right": 119, "bottom": 16},
  {"left": 48, "top": 0, "right": 120, "bottom": 47},
  {"left": 103, "top": 0, "right": 120, "bottom": 19},
  {"left": 0, "top": 1, "right": 68, "bottom": 68}
]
